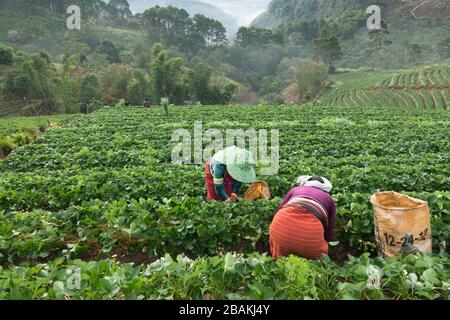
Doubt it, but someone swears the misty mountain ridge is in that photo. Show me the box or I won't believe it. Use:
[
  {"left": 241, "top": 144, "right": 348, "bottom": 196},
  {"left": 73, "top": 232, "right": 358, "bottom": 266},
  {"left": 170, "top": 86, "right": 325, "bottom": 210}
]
[
  {"left": 252, "top": 0, "right": 450, "bottom": 28},
  {"left": 251, "top": 0, "right": 450, "bottom": 70}
]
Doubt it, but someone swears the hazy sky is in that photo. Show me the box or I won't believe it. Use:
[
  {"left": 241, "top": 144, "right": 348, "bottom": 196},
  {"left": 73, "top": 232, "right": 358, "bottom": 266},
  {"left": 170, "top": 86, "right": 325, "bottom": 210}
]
[
  {"left": 127, "top": 0, "right": 271, "bottom": 26},
  {"left": 198, "top": 0, "right": 271, "bottom": 25}
]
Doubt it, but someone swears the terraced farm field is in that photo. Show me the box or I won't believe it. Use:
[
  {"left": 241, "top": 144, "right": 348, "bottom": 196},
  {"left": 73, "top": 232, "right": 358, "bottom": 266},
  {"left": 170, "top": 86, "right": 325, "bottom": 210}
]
[
  {"left": 316, "top": 66, "right": 450, "bottom": 110},
  {"left": 0, "top": 106, "right": 449, "bottom": 300}
]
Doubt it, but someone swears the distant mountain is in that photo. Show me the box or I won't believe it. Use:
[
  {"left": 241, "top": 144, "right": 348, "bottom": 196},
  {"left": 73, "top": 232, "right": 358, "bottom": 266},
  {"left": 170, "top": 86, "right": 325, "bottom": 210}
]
[
  {"left": 251, "top": 0, "right": 450, "bottom": 69},
  {"left": 252, "top": 0, "right": 450, "bottom": 28},
  {"left": 127, "top": 0, "right": 240, "bottom": 36}
]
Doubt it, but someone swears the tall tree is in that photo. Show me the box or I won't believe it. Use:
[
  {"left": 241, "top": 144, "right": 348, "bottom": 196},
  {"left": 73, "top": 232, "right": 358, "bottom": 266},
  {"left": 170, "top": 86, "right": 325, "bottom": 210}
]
[
  {"left": 80, "top": 73, "right": 101, "bottom": 104},
  {"left": 193, "top": 14, "right": 227, "bottom": 47},
  {"left": 142, "top": 6, "right": 227, "bottom": 52},
  {"left": 313, "top": 28, "right": 343, "bottom": 73},
  {"left": 363, "top": 21, "right": 392, "bottom": 69},
  {"left": 20, "top": 54, "right": 58, "bottom": 112},
  {"left": 108, "top": 0, "right": 132, "bottom": 18},
  {"left": 189, "top": 61, "right": 212, "bottom": 104},
  {"left": 150, "top": 43, "right": 185, "bottom": 104},
  {"left": 127, "top": 70, "right": 151, "bottom": 105}
]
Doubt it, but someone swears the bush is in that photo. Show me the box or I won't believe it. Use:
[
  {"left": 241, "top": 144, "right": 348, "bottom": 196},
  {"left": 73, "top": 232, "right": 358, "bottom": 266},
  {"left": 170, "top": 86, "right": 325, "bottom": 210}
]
[
  {"left": 19, "top": 124, "right": 38, "bottom": 138},
  {"left": 3, "top": 70, "right": 30, "bottom": 97},
  {"left": 81, "top": 98, "right": 103, "bottom": 114},
  {"left": 66, "top": 103, "right": 82, "bottom": 114},
  {"left": 36, "top": 121, "right": 50, "bottom": 133},
  {"left": 0, "top": 46, "right": 14, "bottom": 65},
  {"left": 295, "top": 60, "right": 329, "bottom": 102},
  {"left": 0, "top": 138, "right": 15, "bottom": 157},
  {"left": 80, "top": 74, "right": 101, "bottom": 104},
  {"left": 10, "top": 133, "right": 32, "bottom": 146}
]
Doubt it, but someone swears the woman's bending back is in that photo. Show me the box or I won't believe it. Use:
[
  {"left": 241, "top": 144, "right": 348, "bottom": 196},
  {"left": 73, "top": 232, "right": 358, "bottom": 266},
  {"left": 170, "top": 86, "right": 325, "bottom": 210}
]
[{"left": 269, "top": 176, "right": 336, "bottom": 259}]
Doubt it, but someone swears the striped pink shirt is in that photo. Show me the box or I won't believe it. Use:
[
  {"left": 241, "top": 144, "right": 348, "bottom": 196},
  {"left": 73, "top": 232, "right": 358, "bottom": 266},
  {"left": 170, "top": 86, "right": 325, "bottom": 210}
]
[{"left": 277, "top": 186, "right": 336, "bottom": 241}]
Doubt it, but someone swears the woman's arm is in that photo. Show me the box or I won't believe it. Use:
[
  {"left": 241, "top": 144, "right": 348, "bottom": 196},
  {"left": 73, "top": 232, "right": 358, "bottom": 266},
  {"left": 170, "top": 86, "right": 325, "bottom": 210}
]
[
  {"left": 212, "top": 162, "right": 230, "bottom": 201},
  {"left": 231, "top": 180, "right": 242, "bottom": 194},
  {"left": 325, "top": 201, "right": 336, "bottom": 242}
]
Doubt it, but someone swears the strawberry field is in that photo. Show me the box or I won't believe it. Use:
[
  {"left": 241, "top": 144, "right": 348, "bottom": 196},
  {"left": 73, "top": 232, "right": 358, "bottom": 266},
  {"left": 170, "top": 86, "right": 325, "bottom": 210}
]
[
  {"left": 0, "top": 114, "right": 79, "bottom": 159},
  {"left": 0, "top": 105, "right": 449, "bottom": 300},
  {"left": 316, "top": 66, "right": 450, "bottom": 110}
]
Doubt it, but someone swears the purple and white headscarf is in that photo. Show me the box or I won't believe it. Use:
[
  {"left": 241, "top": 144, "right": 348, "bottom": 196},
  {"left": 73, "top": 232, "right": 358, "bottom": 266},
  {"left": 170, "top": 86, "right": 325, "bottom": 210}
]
[{"left": 296, "top": 176, "right": 333, "bottom": 193}]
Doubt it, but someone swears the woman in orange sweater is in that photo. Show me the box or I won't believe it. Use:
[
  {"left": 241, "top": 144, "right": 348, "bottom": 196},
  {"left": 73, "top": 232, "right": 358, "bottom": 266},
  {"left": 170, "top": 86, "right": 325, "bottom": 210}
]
[{"left": 269, "top": 176, "right": 336, "bottom": 260}]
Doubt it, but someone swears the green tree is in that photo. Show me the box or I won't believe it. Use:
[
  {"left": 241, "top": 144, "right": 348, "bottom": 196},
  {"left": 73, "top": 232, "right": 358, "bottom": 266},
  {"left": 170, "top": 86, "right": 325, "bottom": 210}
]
[
  {"left": 142, "top": 6, "right": 226, "bottom": 53},
  {"left": 98, "top": 41, "right": 121, "bottom": 64},
  {"left": 21, "top": 54, "right": 58, "bottom": 112},
  {"left": 220, "top": 83, "right": 238, "bottom": 104},
  {"left": 0, "top": 46, "right": 14, "bottom": 65},
  {"left": 4, "top": 69, "right": 30, "bottom": 97},
  {"left": 188, "top": 60, "right": 238, "bottom": 104},
  {"left": 127, "top": 71, "right": 151, "bottom": 105},
  {"left": 108, "top": 0, "right": 132, "bottom": 17},
  {"left": 189, "top": 61, "right": 212, "bottom": 104},
  {"left": 55, "top": 55, "right": 82, "bottom": 113},
  {"left": 295, "top": 60, "right": 328, "bottom": 102},
  {"left": 236, "top": 27, "right": 283, "bottom": 47},
  {"left": 80, "top": 74, "right": 101, "bottom": 105},
  {"left": 142, "top": 6, "right": 192, "bottom": 48},
  {"left": 150, "top": 44, "right": 186, "bottom": 104},
  {"left": 313, "top": 28, "right": 343, "bottom": 73},
  {"left": 363, "top": 21, "right": 392, "bottom": 69},
  {"left": 193, "top": 14, "right": 227, "bottom": 47}
]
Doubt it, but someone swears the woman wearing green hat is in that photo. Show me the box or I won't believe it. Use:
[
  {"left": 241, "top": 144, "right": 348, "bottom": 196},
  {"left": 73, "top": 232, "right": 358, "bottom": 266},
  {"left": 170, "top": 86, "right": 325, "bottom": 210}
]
[{"left": 205, "top": 146, "right": 257, "bottom": 202}]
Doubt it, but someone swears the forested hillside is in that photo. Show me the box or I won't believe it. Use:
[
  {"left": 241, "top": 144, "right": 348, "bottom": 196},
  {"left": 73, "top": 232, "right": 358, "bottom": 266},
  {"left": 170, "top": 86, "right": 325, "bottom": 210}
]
[
  {"left": 0, "top": 0, "right": 244, "bottom": 116},
  {"left": 253, "top": 0, "right": 450, "bottom": 28},
  {"left": 253, "top": 0, "right": 450, "bottom": 69},
  {"left": 0, "top": 0, "right": 449, "bottom": 116}
]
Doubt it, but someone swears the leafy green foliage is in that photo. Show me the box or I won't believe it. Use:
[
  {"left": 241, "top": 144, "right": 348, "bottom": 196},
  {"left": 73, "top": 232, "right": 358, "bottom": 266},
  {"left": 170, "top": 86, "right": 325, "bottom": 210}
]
[
  {"left": 0, "top": 114, "right": 79, "bottom": 158},
  {"left": 98, "top": 41, "right": 122, "bottom": 64},
  {"left": 0, "top": 45, "right": 13, "bottom": 65},
  {"left": 80, "top": 74, "right": 101, "bottom": 105},
  {"left": 0, "top": 106, "right": 448, "bottom": 273},
  {"left": 236, "top": 27, "right": 283, "bottom": 47},
  {"left": 0, "top": 252, "right": 448, "bottom": 300},
  {"left": 142, "top": 5, "right": 227, "bottom": 54}
]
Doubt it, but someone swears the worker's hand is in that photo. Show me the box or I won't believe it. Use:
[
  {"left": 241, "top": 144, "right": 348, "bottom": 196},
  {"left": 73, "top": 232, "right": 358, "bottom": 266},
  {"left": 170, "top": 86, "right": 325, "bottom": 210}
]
[
  {"left": 230, "top": 193, "right": 239, "bottom": 202},
  {"left": 225, "top": 194, "right": 239, "bottom": 203}
]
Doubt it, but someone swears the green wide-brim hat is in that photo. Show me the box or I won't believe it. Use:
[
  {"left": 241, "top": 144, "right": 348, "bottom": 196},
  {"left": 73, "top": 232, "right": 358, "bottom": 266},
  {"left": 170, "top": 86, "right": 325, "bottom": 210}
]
[
  {"left": 227, "top": 164, "right": 257, "bottom": 184},
  {"left": 212, "top": 146, "right": 257, "bottom": 184}
]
